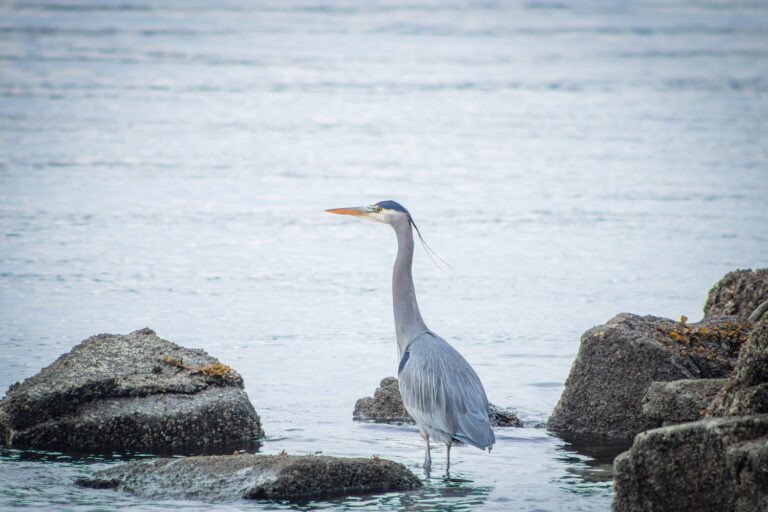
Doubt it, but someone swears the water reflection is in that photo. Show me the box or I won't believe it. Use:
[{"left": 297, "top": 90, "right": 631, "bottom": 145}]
[
  {"left": 553, "top": 432, "right": 632, "bottom": 487},
  {"left": 0, "top": 445, "right": 260, "bottom": 465},
  {"left": 368, "top": 475, "right": 492, "bottom": 512}
]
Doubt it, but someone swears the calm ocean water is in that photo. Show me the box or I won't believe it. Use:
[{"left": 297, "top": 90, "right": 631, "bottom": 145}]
[{"left": 0, "top": 0, "right": 766, "bottom": 510}]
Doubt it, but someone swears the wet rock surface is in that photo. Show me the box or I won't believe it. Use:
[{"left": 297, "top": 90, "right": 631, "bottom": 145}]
[
  {"left": 354, "top": 377, "right": 523, "bottom": 428},
  {"left": 611, "top": 275, "right": 768, "bottom": 511},
  {"left": 642, "top": 378, "right": 726, "bottom": 426},
  {"left": 704, "top": 268, "right": 768, "bottom": 321},
  {"left": 548, "top": 313, "right": 744, "bottom": 439},
  {"left": 354, "top": 377, "right": 411, "bottom": 423},
  {"left": 0, "top": 328, "right": 263, "bottom": 453},
  {"left": 707, "top": 316, "right": 768, "bottom": 417},
  {"left": 76, "top": 453, "right": 422, "bottom": 501},
  {"left": 613, "top": 415, "right": 768, "bottom": 512},
  {"left": 487, "top": 403, "right": 524, "bottom": 428}
]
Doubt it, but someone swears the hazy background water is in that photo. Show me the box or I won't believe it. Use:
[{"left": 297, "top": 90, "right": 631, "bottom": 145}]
[{"left": 0, "top": 0, "right": 766, "bottom": 510}]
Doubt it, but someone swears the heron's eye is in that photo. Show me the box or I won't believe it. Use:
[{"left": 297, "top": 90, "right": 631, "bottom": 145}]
[{"left": 376, "top": 206, "right": 383, "bottom": 213}]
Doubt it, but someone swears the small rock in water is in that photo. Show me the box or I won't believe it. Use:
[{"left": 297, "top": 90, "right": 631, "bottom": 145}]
[
  {"left": 76, "top": 453, "right": 422, "bottom": 501},
  {"left": 353, "top": 377, "right": 411, "bottom": 423},
  {"left": 353, "top": 377, "right": 523, "bottom": 427},
  {"left": 487, "top": 403, "right": 524, "bottom": 428},
  {"left": 0, "top": 328, "right": 263, "bottom": 454}
]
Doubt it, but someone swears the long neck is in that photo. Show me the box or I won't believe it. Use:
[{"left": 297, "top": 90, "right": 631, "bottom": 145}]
[{"left": 392, "top": 219, "right": 427, "bottom": 355}]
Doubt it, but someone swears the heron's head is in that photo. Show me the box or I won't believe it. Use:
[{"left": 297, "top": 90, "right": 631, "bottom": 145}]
[
  {"left": 326, "top": 200, "right": 411, "bottom": 226},
  {"left": 327, "top": 200, "right": 449, "bottom": 268}
]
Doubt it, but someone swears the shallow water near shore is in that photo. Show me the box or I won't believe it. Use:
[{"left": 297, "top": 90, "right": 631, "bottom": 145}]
[{"left": 0, "top": 0, "right": 766, "bottom": 510}]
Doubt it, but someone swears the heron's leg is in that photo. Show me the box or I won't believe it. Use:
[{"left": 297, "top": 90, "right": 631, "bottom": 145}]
[
  {"left": 446, "top": 442, "right": 451, "bottom": 471},
  {"left": 421, "top": 431, "right": 431, "bottom": 469}
]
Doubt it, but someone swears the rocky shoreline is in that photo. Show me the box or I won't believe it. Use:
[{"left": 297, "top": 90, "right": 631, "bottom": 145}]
[
  {"left": 547, "top": 312, "right": 744, "bottom": 439},
  {"left": 1, "top": 269, "right": 765, "bottom": 506},
  {"left": 549, "top": 268, "right": 768, "bottom": 511},
  {"left": 0, "top": 328, "right": 422, "bottom": 502}
]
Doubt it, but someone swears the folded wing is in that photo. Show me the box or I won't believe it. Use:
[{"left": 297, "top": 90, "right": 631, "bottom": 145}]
[{"left": 398, "top": 333, "right": 495, "bottom": 450}]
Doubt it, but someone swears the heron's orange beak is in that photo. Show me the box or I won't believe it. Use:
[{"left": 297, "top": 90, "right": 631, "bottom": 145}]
[{"left": 325, "top": 206, "right": 370, "bottom": 217}]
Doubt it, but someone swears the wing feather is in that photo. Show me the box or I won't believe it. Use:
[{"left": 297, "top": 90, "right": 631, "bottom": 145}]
[{"left": 398, "top": 333, "right": 495, "bottom": 449}]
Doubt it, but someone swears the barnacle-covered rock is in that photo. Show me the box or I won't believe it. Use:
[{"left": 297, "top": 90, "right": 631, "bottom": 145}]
[
  {"left": 353, "top": 377, "right": 523, "bottom": 428},
  {"left": 642, "top": 378, "right": 726, "bottom": 426},
  {"left": 487, "top": 403, "right": 525, "bottom": 428},
  {"left": 613, "top": 415, "right": 768, "bottom": 512},
  {"left": 704, "top": 268, "right": 768, "bottom": 321},
  {"left": 76, "top": 453, "right": 422, "bottom": 501},
  {"left": 548, "top": 314, "right": 745, "bottom": 439},
  {"left": 0, "top": 328, "right": 263, "bottom": 453},
  {"left": 707, "top": 316, "right": 768, "bottom": 417},
  {"left": 354, "top": 377, "right": 411, "bottom": 423}
]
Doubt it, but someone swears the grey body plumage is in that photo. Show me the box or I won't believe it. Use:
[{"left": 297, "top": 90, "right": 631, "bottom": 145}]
[
  {"left": 399, "top": 330, "right": 494, "bottom": 450},
  {"left": 327, "top": 200, "right": 495, "bottom": 469}
]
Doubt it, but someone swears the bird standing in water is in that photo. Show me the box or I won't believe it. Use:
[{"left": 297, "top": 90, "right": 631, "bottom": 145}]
[{"left": 327, "top": 200, "right": 495, "bottom": 470}]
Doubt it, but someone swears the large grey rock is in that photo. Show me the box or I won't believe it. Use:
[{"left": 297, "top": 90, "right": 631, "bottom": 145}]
[
  {"left": 76, "top": 453, "right": 422, "bottom": 501},
  {"left": 613, "top": 415, "right": 768, "bottom": 512},
  {"left": 354, "top": 377, "right": 523, "bottom": 428},
  {"left": 704, "top": 268, "right": 768, "bottom": 321},
  {"left": 642, "top": 379, "right": 726, "bottom": 426},
  {"left": 707, "top": 316, "right": 768, "bottom": 417},
  {"left": 0, "top": 328, "right": 263, "bottom": 453},
  {"left": 548, "top": 314, "right": 743, "bottom": 439}
]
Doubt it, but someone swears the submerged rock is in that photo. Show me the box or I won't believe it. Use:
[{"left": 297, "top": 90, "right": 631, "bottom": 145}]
[
  {"left": 613, "top": 415, "right": 768, "bottom": 512},
  {"left": 0, "top": 328, "right": 263, "bottom": 453},
  {"left": 76, "top": 453, "right": 422, "bottom": 501},
  {"left": 707, "top": 316, "right": 768, "bottom": 417},
  {"left": 548, "top": 314, "right": 744, "bottom": 439},
  {"left": 353, "top": 377, "right": 523, "bottom": 428},
  {"left": 642, "top": 378, "right": 726, "bottom": 426},
  {"left": 704, "top": 268, "right": 768, "bottom": 321}
]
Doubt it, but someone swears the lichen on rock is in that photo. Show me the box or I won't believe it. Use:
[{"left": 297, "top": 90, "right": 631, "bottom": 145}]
[
  {"left": 548, "top": 313, "right": 743, "bottom": 439},
  {"left": 0, "top": 328, "right": 263, "bottom": 454},
  {"left": 612, "top": 270, "right": 768, "bottom": 512},
  {"left": 706, "top": 316, "right": 768, "bottom": 418}
]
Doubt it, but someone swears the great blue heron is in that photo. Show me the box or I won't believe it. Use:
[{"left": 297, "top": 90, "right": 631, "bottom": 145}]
[{"left": 327, "top": 200, "right": 495, "bottom": 470}]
